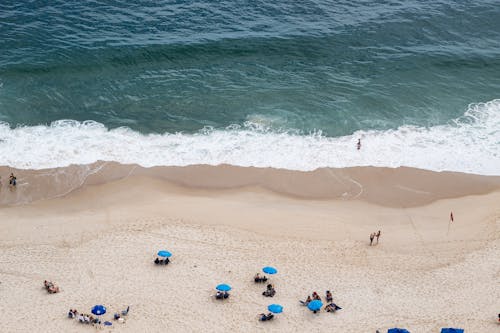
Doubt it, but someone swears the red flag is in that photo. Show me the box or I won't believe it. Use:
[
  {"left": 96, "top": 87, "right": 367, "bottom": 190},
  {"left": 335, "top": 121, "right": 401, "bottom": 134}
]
[{"left": 450, "top": 212, "right": 454, "bottom": 222}]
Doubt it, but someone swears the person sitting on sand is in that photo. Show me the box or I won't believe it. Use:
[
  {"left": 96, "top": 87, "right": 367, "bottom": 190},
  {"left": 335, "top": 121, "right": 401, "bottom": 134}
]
[
  {"left": 154, "top": 257, "right": 160, "bottom": 264},
  {"left": 164, "top": 257, "right": 170, "bottom": 265},
  {"left": 326, "top": 290, "right": 333, "bottom": 303},
  {"left": 312, "top": 291, "right": 320, "bottom": 301},
  {"left": 263, "top": 290, "right": 275, "bottom": 297},
  {"left": 300, "top": 295, "right": 312, "bottom": 306},
  {"left": 259, "top": 313, "right": 274, "bottom": 321},
  {"left": 262, "top": 284, "right": 276, "bottom": 297},
  {"left": 68, "top": 309, "right": 78, "bottom": 318},
  {"left": 223, "top": 291, "right": 229, "bottom": 299}
]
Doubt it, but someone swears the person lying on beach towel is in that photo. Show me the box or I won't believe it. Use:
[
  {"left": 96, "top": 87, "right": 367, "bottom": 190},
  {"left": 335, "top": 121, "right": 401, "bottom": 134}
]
[
  {"left": 44, "top": 280, "right": 59, "bottom": 293},
  {"left": 325, "top": 303, "right": 342, "bottom": 313},
  {"left": 121, "top": 306, "right": 130, "bottom": 316}
]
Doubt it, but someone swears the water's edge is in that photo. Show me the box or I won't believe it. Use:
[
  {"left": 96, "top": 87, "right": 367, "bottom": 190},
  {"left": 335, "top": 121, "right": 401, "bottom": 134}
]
[{"left": 1, "top": 162, "right": 499, "bottom": 208}]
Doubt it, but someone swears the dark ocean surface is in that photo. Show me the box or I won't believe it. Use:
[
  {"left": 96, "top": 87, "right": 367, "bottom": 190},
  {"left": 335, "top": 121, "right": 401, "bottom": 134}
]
[{"left": 0, "top": 0, "right": 499, "bottom": 174}]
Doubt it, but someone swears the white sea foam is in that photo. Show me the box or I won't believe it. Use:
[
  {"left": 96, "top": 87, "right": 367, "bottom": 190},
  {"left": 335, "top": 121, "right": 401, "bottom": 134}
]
[{"left": 0, "top": 100, "right": 499, "bottom": 175}]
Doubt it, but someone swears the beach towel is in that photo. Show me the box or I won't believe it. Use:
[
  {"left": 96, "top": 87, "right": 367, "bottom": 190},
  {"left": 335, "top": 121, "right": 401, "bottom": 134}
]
[{"left": 441, "top": 329, "right": 464, "bottom": 333}]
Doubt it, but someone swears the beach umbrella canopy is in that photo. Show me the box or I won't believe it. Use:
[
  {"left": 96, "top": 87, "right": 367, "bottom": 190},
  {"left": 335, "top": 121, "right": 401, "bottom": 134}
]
[
  {"left": 262, "top": 266, "right": 278, "bottom": 274},
  {"left": 388, "top": 329, "right": 410, "bottom": 333},
  {"left": 216, "top": 284, "right": 231, "bottom": 291},
  {"left": 157, "top": 250, "right": 172, "bottom": 258},
  {"left": 91, "top": 305, "right": 106, "bottom": 316},
  {"left": 307, "top": 300, "right": 323, "bottom": 311},
  {"left": 268, "top": 304, "right": 283, "bottom": 314},
  {"left": 441, "top": 329, "right": 464, "bottom": 333}
]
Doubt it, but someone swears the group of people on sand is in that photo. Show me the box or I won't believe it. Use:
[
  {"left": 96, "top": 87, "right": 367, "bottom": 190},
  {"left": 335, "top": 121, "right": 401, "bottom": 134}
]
[
  {"left": 68, "top": 306, "right": 129, "bottom": 325},
  {"left": 215, "top": 291, "right": 230, "bottom": 299},
  {"left": 68, "top": 309, "right": 100, "bottom": 325},
  {"left": 254, "top": 273, "right": 268, "bottom": 283},
  {"left": 369, "top": 230, "right": 381, "bottom": 246},
  {"left": 44, "top": 280, "right": 59, "bottom": 294},
  {"left": 154, "top": 257, "right": 170, "bottom": 265},
  {"left": 300, "top": 290, "right": 341, "bottom": 313}
]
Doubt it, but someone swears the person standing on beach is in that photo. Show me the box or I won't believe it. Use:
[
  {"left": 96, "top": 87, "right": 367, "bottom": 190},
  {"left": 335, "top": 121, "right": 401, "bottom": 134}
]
[
  {"left": 375, "top": 230, "right": 381, "bottom": 244},
  {"left": 9, "top": 173, "right": 17, "bottom": 188},
  {"left": 369, "top": 233, "right": 375, "bottom": 246}
]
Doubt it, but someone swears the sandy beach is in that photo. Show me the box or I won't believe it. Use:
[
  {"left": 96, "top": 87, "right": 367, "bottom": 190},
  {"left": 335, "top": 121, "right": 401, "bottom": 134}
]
[{"left": 0, "top": 163, "right": 499, "bottom": 332}]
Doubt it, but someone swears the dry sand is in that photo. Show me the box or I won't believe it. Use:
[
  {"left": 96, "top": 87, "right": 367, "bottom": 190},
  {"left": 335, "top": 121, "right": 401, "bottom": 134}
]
[{"left": 0, "top": 164, "right": 499, "bottom": 332}]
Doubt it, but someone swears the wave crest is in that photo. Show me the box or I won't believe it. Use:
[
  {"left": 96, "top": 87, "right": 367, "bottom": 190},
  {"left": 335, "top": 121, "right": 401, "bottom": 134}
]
[{"left": 0, "top": 100, "right": 499, "bottom": 175}]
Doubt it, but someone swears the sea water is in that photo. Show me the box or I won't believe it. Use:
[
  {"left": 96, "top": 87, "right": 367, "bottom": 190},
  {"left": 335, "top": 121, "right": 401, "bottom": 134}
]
[{"left": 0, "top": 0, "right": 499, "bottom": 174}]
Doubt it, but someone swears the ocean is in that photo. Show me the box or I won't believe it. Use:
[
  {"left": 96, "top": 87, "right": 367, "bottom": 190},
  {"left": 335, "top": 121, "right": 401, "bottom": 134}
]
[{"left": 0, "top": 0, "right": 499, "bottom": 174}]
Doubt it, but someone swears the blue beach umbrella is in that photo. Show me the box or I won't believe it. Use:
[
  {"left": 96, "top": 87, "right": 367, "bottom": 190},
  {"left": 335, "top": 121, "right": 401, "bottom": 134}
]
[
  {"left": 91, "top": 305, "right": 106, "bottom": 316},
  {"left": 262, "top": 266, "right": 278, "bottom": 274},
  {"left": 441, "top": 329, "right": 464, "bottom": 333},
  {"left": 267, "top": 304, "right": 283, "bottom": 314},
  {"left": 216, "top": 284, "right": 231, "bottom": 291},
  {"left": 388, "top": 329, "right": 410, "bottom": 333},
  {"left": 157, "top": 250, "right": 172, "bottom": 258},
  {"left": 307, "top": 300, "right": 323, "bottom": 312}
]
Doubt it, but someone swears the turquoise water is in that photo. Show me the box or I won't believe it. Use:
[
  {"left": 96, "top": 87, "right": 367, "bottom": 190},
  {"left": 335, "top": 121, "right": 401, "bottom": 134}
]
[{"left": 0, "top": 1, "right": 499, "bottom": 173}]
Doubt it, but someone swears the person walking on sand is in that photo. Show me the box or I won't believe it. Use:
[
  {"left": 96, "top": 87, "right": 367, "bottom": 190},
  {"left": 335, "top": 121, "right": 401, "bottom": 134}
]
[
  {"left": 369, "top": 232, "right": 375, "bottom": 246},
  {"left": 9, "top": 173, "right": 17, "bottom": 188},
  {"left": 375, "top": 230, "right": 381, "bottom": 244}
]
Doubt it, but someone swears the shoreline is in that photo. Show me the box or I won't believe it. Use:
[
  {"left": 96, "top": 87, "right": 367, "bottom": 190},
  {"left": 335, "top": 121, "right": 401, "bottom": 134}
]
[{"left": 1, "top": 162, "right": 500, "bottom": 207}]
